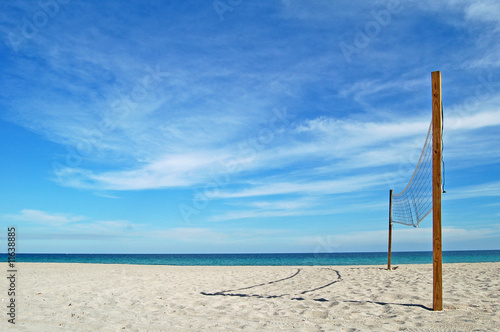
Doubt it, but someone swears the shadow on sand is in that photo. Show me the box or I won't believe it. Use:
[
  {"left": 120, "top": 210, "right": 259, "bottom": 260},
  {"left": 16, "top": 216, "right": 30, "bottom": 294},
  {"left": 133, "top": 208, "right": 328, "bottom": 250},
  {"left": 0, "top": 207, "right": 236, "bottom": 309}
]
[
  {"left": 344, "top": 300, "right": 432, "bottom": 311},
  {"left": 201, "top": 268, "right": 342, "bottom": 300},
  {"left": 200, "top": 268, "right": 431, "bottom": 310}
]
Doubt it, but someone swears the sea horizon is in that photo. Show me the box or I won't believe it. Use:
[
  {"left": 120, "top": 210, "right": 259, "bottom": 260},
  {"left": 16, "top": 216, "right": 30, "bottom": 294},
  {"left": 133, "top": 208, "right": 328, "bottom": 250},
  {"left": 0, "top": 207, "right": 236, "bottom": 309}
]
[{"left": 9, "top": 250, "right": 500, "bottom": 266}]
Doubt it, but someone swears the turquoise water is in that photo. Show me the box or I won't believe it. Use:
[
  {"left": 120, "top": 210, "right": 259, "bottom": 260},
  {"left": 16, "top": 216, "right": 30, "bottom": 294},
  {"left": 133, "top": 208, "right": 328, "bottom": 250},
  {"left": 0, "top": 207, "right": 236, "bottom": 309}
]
[{"left": 11, "top": 250, "right": 500, "bottom": 266}]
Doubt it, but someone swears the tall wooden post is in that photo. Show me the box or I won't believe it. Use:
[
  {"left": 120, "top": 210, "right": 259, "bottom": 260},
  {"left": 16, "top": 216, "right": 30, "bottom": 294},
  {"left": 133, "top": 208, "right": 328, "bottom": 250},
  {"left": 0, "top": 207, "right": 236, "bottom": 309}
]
[
  {"left": 388, "top": 189, "right": 393, "bottom": 270},
  {"left": 431, "top": 71, "right": 443, "bottom": 311}
]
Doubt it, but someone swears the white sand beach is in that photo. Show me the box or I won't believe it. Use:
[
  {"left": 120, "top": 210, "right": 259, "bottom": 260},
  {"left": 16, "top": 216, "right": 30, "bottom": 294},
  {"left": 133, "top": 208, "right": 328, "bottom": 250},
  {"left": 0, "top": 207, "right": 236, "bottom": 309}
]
[{"left": 3, "top": 262, "right": 499, "bottom": 331}]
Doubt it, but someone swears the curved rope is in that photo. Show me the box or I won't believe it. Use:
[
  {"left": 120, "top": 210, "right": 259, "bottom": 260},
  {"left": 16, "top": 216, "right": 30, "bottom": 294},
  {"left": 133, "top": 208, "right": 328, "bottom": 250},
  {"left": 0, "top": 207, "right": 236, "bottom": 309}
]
[{"left": 391, "top": 121, "right": 433, "bottom": 227}]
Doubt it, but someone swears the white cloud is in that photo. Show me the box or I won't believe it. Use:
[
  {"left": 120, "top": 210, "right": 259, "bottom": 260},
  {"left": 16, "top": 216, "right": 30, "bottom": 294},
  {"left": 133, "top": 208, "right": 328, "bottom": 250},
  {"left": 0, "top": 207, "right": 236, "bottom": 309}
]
[
  {"left": 213, "top": 174, "right": 384, "bottom": 199},
  {"left": 294, "top": 115, "right": 430, "bottom": 150},
  {"left": 47, "top": 103, "right": 500, "bottom": 197},
  {"left": 153, "top": 228, "right": 228, "bottom": 241},
  {"left": 309, "top": 226, "right": 500, "bottom": 252},
  {"left": 209, "top": 201, "right": 385, "bottom": 222},
  {"left": 1, "top": 209, "right": 86, "bottom": 226},
  {"left": 93, "top": 192, "right": 121, "bottom": 199},
  {"left": 53, "top": 150, "right": 230, "bottom": 190},
  {"left": 1, "top": 210, "right": 143, "bottom": 235},
  {"left": 338, "top": 77, "right": 428, "bottom": 107},
  {"left": 465, "top": 0, "right": 500, "bottom": 26},
  {"left": 446, "top": 110, "right": 500, "bottom": 131},
  {"left": 243, "top": 198, "right": 318, "bottom": 210},
  {"left": 209, "top": 208, "right": 316, "bottom": 222},
  {"left": 445, "top": 181, "right": 500, "bottom": 200}
]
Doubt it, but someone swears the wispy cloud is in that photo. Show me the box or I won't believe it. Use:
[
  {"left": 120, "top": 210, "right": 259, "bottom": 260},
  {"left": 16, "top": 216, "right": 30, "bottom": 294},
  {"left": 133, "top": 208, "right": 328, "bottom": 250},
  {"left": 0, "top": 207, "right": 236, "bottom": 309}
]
[
  {"left": 213, "top": 174, "right": 384, "bottom": 199},
  {"left": 338, "top": 76, "right": 428, "bottom": 111},
  {"left": 445, "top": 181, "right": 500, "bottom": 200},
  {"left": 93, "top": 192, "right": 121, "bottom": 199},
  {"left": 465, "top": 0, "right": 500, "bottom": 26},
  {"left": 1, "top": 209, "right": 86, "bottom": 226},
  {"left": 43, "top": 104, "right": 500, "bottom": 201},
  {"left": 310, "top": 226, "right": 500, "bottom": 252},
  {"left": 1, "top": 209, "right": 142, "bottom": 235},
  {"left": 209, "top": 199, "right": 385, "bottom": 222},
  {"left": 1, "top": 1, "right": 498, "bottom": 198},
  {"left": 446, "top": 110, "right": 500, "bottom": 131},
  {"left": 152, "top": 228, "right": 228, "bottom": 241}
]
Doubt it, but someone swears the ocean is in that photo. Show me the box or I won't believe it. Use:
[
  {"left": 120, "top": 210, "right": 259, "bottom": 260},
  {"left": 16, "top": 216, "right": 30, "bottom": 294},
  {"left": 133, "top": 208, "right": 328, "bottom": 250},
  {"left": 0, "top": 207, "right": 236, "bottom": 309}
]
[{"left": 11, "top": 250, "right": 500, "bottom": 266}]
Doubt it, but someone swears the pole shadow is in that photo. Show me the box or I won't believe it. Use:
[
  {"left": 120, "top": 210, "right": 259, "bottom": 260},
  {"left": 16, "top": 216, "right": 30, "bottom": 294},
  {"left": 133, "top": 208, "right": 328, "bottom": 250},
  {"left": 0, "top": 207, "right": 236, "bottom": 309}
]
[{"left": 344, "top": 300, "right": 432, "bottom": 311}]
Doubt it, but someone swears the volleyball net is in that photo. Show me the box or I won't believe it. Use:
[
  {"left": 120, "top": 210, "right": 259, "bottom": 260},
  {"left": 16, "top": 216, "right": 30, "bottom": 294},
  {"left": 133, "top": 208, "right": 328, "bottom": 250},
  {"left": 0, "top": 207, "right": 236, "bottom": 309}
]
[{"left": 390, "top": 122, "right": 433, "bottom": 227}]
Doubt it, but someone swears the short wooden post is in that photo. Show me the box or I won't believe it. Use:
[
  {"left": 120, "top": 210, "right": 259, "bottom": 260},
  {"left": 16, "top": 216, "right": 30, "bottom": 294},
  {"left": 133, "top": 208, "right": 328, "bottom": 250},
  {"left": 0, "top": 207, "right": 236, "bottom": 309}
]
[
  {"left": 388, "top": 189, "right": 393, "bottom": 270},
  {"left": 431, "top": 71, "right": 443, "bottom": 311}
]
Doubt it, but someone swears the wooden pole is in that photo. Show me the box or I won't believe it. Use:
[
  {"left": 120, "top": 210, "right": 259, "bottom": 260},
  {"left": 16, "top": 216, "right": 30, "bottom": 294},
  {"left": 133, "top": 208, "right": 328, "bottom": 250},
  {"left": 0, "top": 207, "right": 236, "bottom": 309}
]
[
  {"left": 388, "top": 189, "right": 393, "bottom": 270},
  {"left": 431, "top": 71, "right": 443, "bottom": 311}
]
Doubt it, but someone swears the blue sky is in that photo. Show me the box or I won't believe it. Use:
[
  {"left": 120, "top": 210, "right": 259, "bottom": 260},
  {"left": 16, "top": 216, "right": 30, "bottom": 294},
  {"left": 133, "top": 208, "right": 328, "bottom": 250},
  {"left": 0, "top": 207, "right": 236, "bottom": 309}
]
[{"left": 0, "top": 0, "right": 499, "bottom": 253}]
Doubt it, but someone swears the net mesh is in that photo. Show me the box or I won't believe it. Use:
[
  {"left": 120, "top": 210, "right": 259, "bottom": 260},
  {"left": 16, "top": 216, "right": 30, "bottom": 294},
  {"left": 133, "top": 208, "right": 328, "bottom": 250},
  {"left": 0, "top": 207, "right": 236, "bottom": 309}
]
[{"left": 391, "top": 122, "right": 433, "bottom": 227}]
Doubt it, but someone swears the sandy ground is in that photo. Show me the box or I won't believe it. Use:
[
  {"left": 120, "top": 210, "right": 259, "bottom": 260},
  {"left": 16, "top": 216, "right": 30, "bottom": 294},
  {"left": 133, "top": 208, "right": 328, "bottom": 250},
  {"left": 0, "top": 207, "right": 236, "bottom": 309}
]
[{"left": 1, "top": 262, "right": 499, "bottom": 331}]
